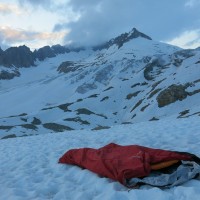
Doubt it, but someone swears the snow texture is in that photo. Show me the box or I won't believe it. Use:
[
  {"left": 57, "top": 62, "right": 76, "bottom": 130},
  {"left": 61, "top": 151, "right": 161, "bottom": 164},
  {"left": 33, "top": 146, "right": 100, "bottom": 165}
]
[{"left": 0, "top": 116, "right": 200, "bottom": 200}]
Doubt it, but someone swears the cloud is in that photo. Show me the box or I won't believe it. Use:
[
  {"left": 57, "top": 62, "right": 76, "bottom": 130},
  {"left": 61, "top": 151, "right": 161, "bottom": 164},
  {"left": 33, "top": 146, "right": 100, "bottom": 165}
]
[
  {"left": 51, "top": 0, "right": 200, "bottom": 48},
  {"left": 0, "top": 26, "right": 68, "bottom": 49},
  {"left": 1, "top": 0, "right": 200, "bottom": 49},
  {"left": 18, "top": 0, "right": 53, "bottom": 8},
  {"left": 0, "top": 3, "right": 23, "bottom": 15},
  {"left": 185, "top": 0, "right": 200, "bottom": 7},
  {"left": 56, "top": 0, "right": 137, "bottom": 46},
  {"left": 165, "top": 29, "right": 200, "bottom": 49},
  {"left": 17, "top": 0, "right": 70, "bottom": 11}
]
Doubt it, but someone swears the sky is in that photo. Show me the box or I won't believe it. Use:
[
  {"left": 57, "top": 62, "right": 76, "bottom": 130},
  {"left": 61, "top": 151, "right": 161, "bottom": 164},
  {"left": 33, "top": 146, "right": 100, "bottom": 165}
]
[{"left": 0, "top": 0, "right": 200, "bottom": 50}]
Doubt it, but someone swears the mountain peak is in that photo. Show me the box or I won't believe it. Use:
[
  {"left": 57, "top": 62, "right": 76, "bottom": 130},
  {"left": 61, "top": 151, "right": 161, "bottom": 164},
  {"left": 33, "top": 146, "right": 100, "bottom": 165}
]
[
  {"left": 93, "top": 27, "right": 152, "bottom": 51},
  {"left": 129, "top": 28, "right": 152, "bottom": 40},
  {"left": 0, "top": 45, "right": 34, "bottom": 68}
]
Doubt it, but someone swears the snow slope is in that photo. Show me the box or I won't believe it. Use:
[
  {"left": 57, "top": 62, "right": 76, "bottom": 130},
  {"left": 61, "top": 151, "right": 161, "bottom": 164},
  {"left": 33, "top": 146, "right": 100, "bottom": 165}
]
[
  {"left": 0, "top": 28, "right": 200, "bottom": 139},
  {"left": 0, "top": 116, "right": 200, "bottom": 200}
]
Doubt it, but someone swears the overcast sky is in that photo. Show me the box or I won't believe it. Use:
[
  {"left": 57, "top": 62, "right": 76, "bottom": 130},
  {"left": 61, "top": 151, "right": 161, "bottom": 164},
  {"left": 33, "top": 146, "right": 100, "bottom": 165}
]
[{"left": 0, "top": 0, "right": 200, "bottom": 50}]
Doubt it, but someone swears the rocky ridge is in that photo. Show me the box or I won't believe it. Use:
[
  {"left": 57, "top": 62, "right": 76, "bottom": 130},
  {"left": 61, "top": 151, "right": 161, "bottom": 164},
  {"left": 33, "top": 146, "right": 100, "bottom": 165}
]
[
  {"left": 0, "top": 44, "right": 84, "bottom": 80},
  {"left": 93, "top": 28, "right": 152, "bottom": 50}
]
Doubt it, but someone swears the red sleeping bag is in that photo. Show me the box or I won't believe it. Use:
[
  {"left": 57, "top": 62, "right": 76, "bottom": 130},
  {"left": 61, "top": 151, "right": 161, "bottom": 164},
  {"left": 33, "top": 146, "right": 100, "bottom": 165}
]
[{"left": 59, "top": 143, "right": 194, "bottom": 186}]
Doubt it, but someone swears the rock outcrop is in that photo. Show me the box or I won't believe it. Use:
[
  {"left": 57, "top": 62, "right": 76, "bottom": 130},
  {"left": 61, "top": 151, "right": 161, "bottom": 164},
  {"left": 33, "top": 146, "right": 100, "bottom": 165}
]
[
  {"left": 51, "top": 44, "right": 70, "bottom": 54},
  {"left": 0, "top": 45, "right": 34, "bottom": 67},
  {"left": 33, "top": 46, "right": 55, "bottom": 61},
  {"left": 93, "top": 28, "right": 152, "bottom": 50},
  {"left": 0, "top": 45, "right": 75, "bottom": 68},
  {"left": 57, "top": 61, "right": 80, "bottom": 73},
  {"left": 0, "top": 69, "right": 20, "bottom": 80},
  {"left": 157, "top": 84, "right": 188, "bottom": 107}
]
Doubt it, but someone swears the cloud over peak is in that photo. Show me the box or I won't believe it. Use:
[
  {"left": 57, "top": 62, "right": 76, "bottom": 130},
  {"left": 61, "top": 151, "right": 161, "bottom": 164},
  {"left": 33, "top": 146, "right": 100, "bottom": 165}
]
[
  {"left": 0, "top": 26, "right": 68, "bottom": 49},
  {"left": 51, "top": 0, "right": 200, "bottom": 48},
  {"left": 166, "top": 29, "right": 200, "bottom": 49},
  {"left": 1, "top": 0, "right": 200, "bottom": 49}
]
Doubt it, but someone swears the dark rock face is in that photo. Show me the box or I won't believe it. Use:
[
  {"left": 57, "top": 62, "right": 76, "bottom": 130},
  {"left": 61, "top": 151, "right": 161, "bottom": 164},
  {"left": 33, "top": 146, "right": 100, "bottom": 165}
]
[
  {"left": 0, "top": 47, "right": 3, "bottom": 55},
  {"left": 20, "top": 124, "right": 38, "bottom": 130},
  {"left": 51, "top": 44, "right": 70, "bottom": 54},
  {"left": 149, "top": 117, "right": 159, "bottom": 121},
  {"left": 57, "top": 61, "right": 80, "bottom": 73},
  {"left": 112, "top": 28, "right": 152, "bottom": 49},
  {"left": 144, "top": 61, "right": 156, "bottom": 80},
  {"left": 0, "top": 45, "right": 34, "bottom": 67},
  {"left": 0, "top": 44, "right": 85, "bottom": 81},
  {"left": 64, "top": 117, "right": 90, "bottom": 125},
  {"left": 171, "top": 50, "right": 195, "bottom": 67},
  {"left": 93, "top": 28, "right": 152, "bottom": 50},
  {"left": 0, "top": 69, "right": 20, "bottom": 80},
  {"left": 31, "top": 117, "right": 42, "bottom": 125},
  {"left": 43, "top": 123, "right": 73, "bottom": 132},
  {"left": 174, "top": 50, "right": 195, "bottom": 59},
  {"left": 34, "top": 45, "right": 85, "bottom": 61},
  {"left": 157, "top": 84, "right": 188, "bottom": 107},
  {"left": 144, "top": 58, "right": 167, "bottom": 80},
  {"left": 33, "top": 46, "right": 55, "bottom": 61},
  {"left": 1, "top": 134, "right": 16, "bottom": 139},
  {"left": 67, "top": 46, "right": 85, "bottom": 52},
  {"left": 92, "top": 125, "right": 110, "bottom": 131}
]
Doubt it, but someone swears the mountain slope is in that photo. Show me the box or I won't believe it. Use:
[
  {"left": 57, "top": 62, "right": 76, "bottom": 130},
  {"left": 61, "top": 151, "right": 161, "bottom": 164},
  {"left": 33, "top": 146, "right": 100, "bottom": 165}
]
[{"left": 1, "top": 28, "right": 200, "bottom": 139}]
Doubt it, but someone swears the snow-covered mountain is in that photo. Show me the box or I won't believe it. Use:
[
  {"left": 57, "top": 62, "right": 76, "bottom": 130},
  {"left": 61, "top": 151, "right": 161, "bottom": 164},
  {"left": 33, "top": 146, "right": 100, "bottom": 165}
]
[{"left": 1, "top": 28, "right": 200, "bottom": 139}]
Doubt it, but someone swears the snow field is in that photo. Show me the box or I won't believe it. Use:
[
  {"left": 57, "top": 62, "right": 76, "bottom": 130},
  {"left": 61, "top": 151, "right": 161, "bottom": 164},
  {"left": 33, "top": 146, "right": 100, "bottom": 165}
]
[
  {"left": 1, "top": 116, "right": 200, "bottom": 200},
  {"left": 1, "top": 37, "right": 200, "bottom": 140}
]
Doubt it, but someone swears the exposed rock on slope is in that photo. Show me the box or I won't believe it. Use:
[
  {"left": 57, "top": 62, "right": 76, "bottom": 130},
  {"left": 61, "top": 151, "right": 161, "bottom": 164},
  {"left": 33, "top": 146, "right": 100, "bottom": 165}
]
[
  {"left": 157, "top": 84, "right": 188, "bottom": 107},
  {"left": 57, "top": 61, "right": 82, "bottom": 73},
  {"left": 0, "top": 68, "right": 20, "bottom": 80}
]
